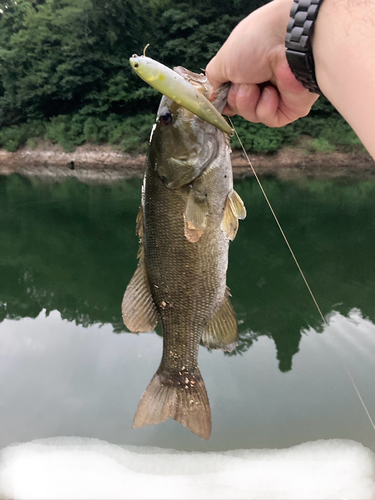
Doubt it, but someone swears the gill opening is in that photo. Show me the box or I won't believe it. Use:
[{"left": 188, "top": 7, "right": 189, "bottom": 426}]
[{"left": 228, "top": 116, "right": 375, "bottom": 434}]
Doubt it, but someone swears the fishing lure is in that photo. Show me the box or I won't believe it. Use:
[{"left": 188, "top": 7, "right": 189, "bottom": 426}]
[{"left": 129, "top": 50, "right": 234, "bottom": 136}]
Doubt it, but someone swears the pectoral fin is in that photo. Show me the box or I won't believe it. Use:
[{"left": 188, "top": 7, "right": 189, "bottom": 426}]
[
  {"left": 202, "top": 289, "right": 238, "bottom": 352},
  {"left": 221, "top": 189, "right": 246, "bottom": 241},
  {"left": 122, "top": 207, "right": 158, "bottom": 333},
  {"left": 184, "top": 187, "right": 209, "bottom": 243}
]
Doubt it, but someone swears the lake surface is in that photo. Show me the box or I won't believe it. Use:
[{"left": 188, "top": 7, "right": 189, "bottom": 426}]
[{"left": 0, "top": 173, "right": 374, "bottom": 453}]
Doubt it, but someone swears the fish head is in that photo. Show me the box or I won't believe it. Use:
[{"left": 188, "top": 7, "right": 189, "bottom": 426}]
[{"left": 149, "top": 68, "right": 229, "bottom": 189}]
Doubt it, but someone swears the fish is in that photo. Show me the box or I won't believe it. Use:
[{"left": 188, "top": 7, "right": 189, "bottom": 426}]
[{"left": 122, "top": 67, "right": 246, "bottom": 440}]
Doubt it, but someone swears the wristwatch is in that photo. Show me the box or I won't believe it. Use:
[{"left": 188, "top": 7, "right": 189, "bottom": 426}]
[{"left": 285, "top": 0, "right": 324, "bottom": 94}]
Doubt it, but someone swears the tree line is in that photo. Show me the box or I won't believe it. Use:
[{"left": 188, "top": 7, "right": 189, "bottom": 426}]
[{"left": 0, "top": 0, "right": 362, "bottom": 154}]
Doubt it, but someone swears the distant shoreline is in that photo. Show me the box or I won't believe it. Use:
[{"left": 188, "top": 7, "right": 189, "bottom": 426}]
[{"left": 1, "top": 142, "right": 375, "bottom": 183}]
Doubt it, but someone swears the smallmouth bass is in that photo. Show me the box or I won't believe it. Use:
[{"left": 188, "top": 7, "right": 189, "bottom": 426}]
[{"left": 122, "top": 67, "right": 246, "bottom": 440}]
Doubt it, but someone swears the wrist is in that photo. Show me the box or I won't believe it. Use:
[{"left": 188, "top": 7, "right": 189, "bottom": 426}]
[{"left": 311, "top": 0, "right": 341, "bottom": 98}]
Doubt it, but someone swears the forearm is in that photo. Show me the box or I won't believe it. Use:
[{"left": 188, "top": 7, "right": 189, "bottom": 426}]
[{"left": 313, "top": 0, "right": 375, "bottom": 158}]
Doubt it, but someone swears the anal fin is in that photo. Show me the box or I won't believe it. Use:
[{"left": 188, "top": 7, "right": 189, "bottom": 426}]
[
  {"left": 202, "top": 289, "right": 238, "bottom": 352},
  {"left": 221, "top": 189, "right": 246, "bottom": 241}
]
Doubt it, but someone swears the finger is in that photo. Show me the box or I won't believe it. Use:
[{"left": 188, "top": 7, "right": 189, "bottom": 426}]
[
  {"left": 254, "top": 65, "right": 319, "bottom": 127},
  {"left": 275, "top": 64, "right": 319, "bottom": 123},
  {"left": 226, "top": 83, "right": 261, "bottom": 122},
  {"left": 255, "top": 86, "right": 283, "bottom": 127}
]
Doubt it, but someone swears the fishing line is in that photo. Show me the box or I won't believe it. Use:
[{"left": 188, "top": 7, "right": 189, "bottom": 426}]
[{"left": 229, "top": 116, "right": 375, "bottom": 433}]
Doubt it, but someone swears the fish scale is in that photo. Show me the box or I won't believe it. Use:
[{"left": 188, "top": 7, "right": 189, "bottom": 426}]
[{"left": 144, "top": 162, "right": 221, "bottom": 374}]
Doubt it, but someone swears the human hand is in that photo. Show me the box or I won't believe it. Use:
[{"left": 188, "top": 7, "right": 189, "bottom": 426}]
[{"left": 206, "top": 0, "right": 319, "bottom": 127}]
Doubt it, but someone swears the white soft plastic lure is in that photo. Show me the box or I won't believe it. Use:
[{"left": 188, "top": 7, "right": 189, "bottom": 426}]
[{"left": 129, "top": 53, "right": 234, "bottom": 136}]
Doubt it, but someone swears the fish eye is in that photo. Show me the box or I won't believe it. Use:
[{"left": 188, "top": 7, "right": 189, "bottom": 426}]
[
  {"left": 159, "top": 112, "right": 173, "bottom": 126},
  {"left": 133, "top": 62, "right": 139, "bottom": 69}
]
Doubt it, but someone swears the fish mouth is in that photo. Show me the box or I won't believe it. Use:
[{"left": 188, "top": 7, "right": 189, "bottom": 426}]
[
  {"left": 173, "top": 67, "right": 212, "bottom": 100},
  {"left": 174, "top": 66, "right": 230, "bottom": 115}
]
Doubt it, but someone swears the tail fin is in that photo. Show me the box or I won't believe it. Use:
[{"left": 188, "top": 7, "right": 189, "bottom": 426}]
[{"left": 133, "top": 369, "right": 211, "bottom": 440}]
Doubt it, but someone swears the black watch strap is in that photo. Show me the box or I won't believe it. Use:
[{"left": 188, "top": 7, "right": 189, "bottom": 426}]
[{"left": 285, "top": 0, "right": 324, "bottom": 94}]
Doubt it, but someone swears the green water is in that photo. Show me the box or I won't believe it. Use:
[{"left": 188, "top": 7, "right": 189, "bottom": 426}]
[{"left": 1, "top": 174, "right": 374, "bottom": 451}]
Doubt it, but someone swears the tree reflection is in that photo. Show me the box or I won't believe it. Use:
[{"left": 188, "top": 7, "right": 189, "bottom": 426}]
[{"left": 1, "top": 174, "right": 375, "bottom": 373}]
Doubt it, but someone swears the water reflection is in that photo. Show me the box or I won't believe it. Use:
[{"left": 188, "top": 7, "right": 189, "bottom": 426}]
[
  {"left": 0, "top": 307, "right": 374, "bottom": 451},
  {"left": 1, "top": 174, "right": 375, "bottom": 376}
]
